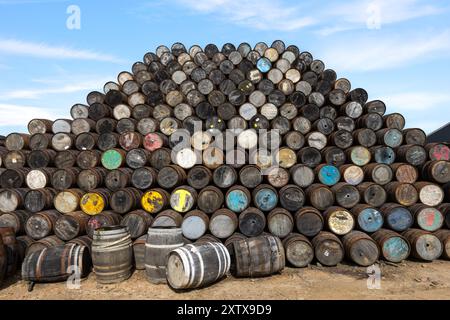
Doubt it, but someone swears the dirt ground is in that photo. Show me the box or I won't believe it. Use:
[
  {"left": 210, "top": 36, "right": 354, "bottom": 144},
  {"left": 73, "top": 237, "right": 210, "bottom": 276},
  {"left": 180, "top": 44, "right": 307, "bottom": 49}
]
[{"left": 1, "top": 260, "right": 450, "bottom": 300}]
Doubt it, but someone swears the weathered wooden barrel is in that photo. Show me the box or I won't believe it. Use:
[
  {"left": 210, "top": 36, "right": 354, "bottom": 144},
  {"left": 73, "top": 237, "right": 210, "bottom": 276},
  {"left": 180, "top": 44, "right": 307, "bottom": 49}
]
[
  {"left": 25, "top": 210, "right": 61, "bottom": 240},
  {"left": 238, "top": 207, "right": 266, "bottom": 237},
  {"left": 110, "top": 188, "right": 142, "bottom": 214},
  {"left": 267, "top": 208, "right": 293, "bottom": 238},
  {"left": 169, "top": 185, "right": 197, "bottom": 213},
  {"left": 321, "top": 146, "right": 346, "bottom": 167},
  {"left": 131, "top": 167, "right": 158, "bottom": 190},
  {"left": 252, "top": 184, "right": 278, "bottom": 212},
  {"left": 181, "top": 210, "right": 209, "bottom": 240},
  {"left": 371, "top": 229, "right": 410, "bottom": 263},
  {"left": 26, "top": 235, "right": 65, "bottom": 257},
  {"left": 209, "top": 209, "right": 238, "bottom": 239},
  {"left": 311, "top": 231, "right": 344, "bottom": 266},
  {"left": 0, "top": 237, "right": 6, "bottom": 284},
  {"left": 356, "top": 182, "right": 387, "bottom": 207},
  {"left": 77, "top": 167, "right": 108, "bottom": 191},
  {"left": 149, "top": 147, "right": 172, "bottom": 170},
  {"left": 29, "top": 133, "right": 52, "bottom": 151},
  {"left": 101, "top": 148, "right": 126, "bottom": 170},
  {"left": 278, "top": 184, "right": 305, "bottom": 212},
  {"left": 403, "top": 128, "right": 426, "bottom": 146},
  {"left": 145, "top": 227, "right": 184, "bottom": 284},
  {"left": 54, "top": 211, "right": 90, "bottom": 241},
  {"left": 0, "top": 168, "right": 30, "bottom": 188},
  {"left": 331, "top": 183, "right": 360, "bottom": 209},
  {"left": 54, "top": 150, "right": 79, "bottom": 169},
  {"left": 16, "top": 235, "right": 35, "bottom": 262},
  {"left": 306, "top": 184, "right": 335, "bottom": 211},
  {"left": 133, "top": 235, "right": 147, "bottom": 270},
  {"left": 225, "top": 186, "right": 251, "bottom": 213},
  {"left": 0, "top": 227, "right": 20, "bottom": 276},
  {"left": 290, "top": 164, "right": 315, "bottom": 188},
  {"left": 197, "top": 186, "right": 223, "bottom": 214},
  {"left": 390, "top": 163, "right": 418, "bottom": 184},
  {"left": 212, "top": 165, "right": 237, "bottom": 189},
  {"left": 297, "top": 147, "right": 322, "bottom": 168},
  {"left": 125, "top": 148, "right": 150, "bottom": 169},
  {"left": 167, "top": 242, "right": 230, "bottom": 289},
  {"left": 408, "top": 204, "right": 443, "bottom": 232},
  {"left": 294, "top": 207, "right": 323, "bottom": 237},
  {"left": 224, "top": 232, "right": 247, "bottom": 249},
  {"left": 21, "top": 244, "right": 91, "bottom": 283},
  {"left": 433, "top": 230, "right": 450, "bottom": 260},
  {"left": 425, "top": 143, "right": 450, "bottom": 161},
  {"left": 51, "top": 168, "right": 81, "bottom": 190},
  {"left": 401, "top": 229, "right": 442, "bottom": 261},
  {"left": 322, "top": 206, "right": 355, "bottom": 236},
  {"left": 363, "top": 163, "right": 393, "bottom": 185},
  {"left": 315, "top": 164, "right": 341, "bottom": 187},
  {"left": 5, "top": 133, "right": 30, "bottom": 151},
  {"left": 186, "top": 165, "right": 212, "bottom": 190},
  {"left": 195, "top": 234, "right": 221, "bottom": 244},
  {"left": 376, "top": 128, "right": 403, "bottom": 148},
  {"left": 0, "top": 188, "right": 29, "bottom": 212},
  {"left": 120, "top": 210, "right": 153, "bottom": 239},
  {"left": 28, "top": 119, "right": 53, "bottom": 134},
  {"left": 80, "top": 189, "right": 111, "bottom": 216},
  {"left": 105, "top": 168, "right": 133, "bottom": 191},
  {"left": 54, "top": 189, "right": 84, "bottom": 214},
  {"left": 157, "top": 165, "right": 186, "bottom": 189},
  {"left": 342, "top": 231, "right": 379, "bottom": 266},
  {"left": 229, "top": 235, "right": 284, "bottom": 278},
  {"left": 76, "top": 150, "right": 101, "bottom": 169},
  {"left": 239, "top": 165, "right": 262, "bottom": 188},
  {"left": 27, "top": 149, "right": 57, "bottom": 169},
  {"left": 0, "top": 210, "right": 33, "bottom": 235},
  {"left": 92, "top": 226, "right": 133, "bottom": 284},
  {"left": 384, "top": 182, "right": 418, "bottom": 206},
  {"left": 266, "top": 167, "right": 290, "bottom": 188},
  {"left": 379, "top": 203, "right": 413, "bottom": 232},
  {"left": 396, "top": 145, "right": 427, "bottom": 166},
  {"left": 414, "top": 182, "right": 444, "bottom": 207},
  {"left": 24, "top": 188, "right": 57, "bottom": 213},
  {"left": 152, "top": 210, "right": 183, "bottom": 227},
  {"left": 439, "top": 203, "right": 450, "bottom": 228},
  {"left": 350, "top": 204, "right": 384, "bottom": 233},
  {"left": 346, "top": 146, "right": 371, "bottom": 166},
  {"left": 86, "top": 211, "right": 123, "bottom": 238},
  {"left": 26, "top": 168, "right": 55, "bottom": 190},
  {"left": 421, "top": 160, "right": 450, "bottom": 184},
  {"left": 282, "top": 233, "right": 314, "bottom": 268},
  {"left": 68, "top": 235, "right": 92, "bottom": 254},
  {"left": 3, "top": 150, "right": 29, "bottom": 170},
  {"left": 339, "top": 164, "right": 364, "bottom": 186}
]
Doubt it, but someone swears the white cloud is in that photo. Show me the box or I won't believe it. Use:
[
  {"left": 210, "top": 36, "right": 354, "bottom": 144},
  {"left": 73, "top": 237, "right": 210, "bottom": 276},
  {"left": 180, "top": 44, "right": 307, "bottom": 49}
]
[
  {"left": 380, "top": 92, "right": 450, "bottom": 112},
  {"left": 177, "top": 0, "right": 316, "bottom": 31},
  {"left": 0, "top": 103, "right": 65, "bottom": 126},
  {"left": 0, "top": 39, "right": 124, "bottom": 63},
  {"left": 320, "top": 30, "right": 450, "bottom": 72}
]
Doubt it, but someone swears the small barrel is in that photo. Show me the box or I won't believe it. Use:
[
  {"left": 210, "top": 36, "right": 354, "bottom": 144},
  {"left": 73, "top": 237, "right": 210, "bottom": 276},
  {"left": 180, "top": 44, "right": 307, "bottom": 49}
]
[
  {"left": 24, "top": 188, "right": 57, "bottom": 213},
  {"left": 145, "top": 227, "right": 184, "bottom": 284},
  {"left": 390, "top": 163, "right": 418, "bottom": 184},
  {"left": 433, "top": 230, "right": 450, "bottom": 260},
  {"left": 225, "top": 186, "right": 251, "bottom": 213},
  {"left": 379, "top": 203, "right": 413, "bottom": 232},
  {"left": 384, "top": 182, "right": 418, "bottom": 206},
  {"left": 0, "top": 168, "right": 30, "bottom": 188},
  {"left": 342, "top": 231, "right": 379, "bottom": 266},
  {"left": 331, "top": 183, "right": 360, "bottom": 209},
  {"left": 26, "top": 168, "right": 55, "bottom": 190},
  {"left": 152, "top": 210, "right": 183, "bottom": 227},
  {"left": 119, "top": 132, "right": 142, "bottom": 151},
  {"left": 143, "top": 132, "right": 168, "bottom": 152},
  {"left": 110, "top": 188, "right": 143, "bottom": 215},
  {"left": 29, "top": 133, "right": 52, "bottom": 151},
  {"left": 131, "top": 167, "right": 158, "bottom": 190},
  {"left": 401, "top": 229, "right": 442, "bottom": 261},
  {"left": 297, "top": 147, "right": 322, "bottom": 168},
  {"left": 414, "top": 182, "right": 444, "bottom": 207},
  {"left": 409, "top": 204, "right": 444, "bottom": 232},
  {"left": 21, "top": 243, "right": 91, "bottom": 283},
  {"left": 229, "top": 235, "right": 284, "bottom": 278},
  {"left": 67, "top": 235, "right": 93, "bottom": 254},
  {"left": 356, "top": 182, "right": 387, "bottom": 207},
  {"left": 126, "top": 148, "right": 150, "bottom": 169},
  {"left": 290, "top": 164, "right": 315, "bottom": 188},
  {"left": 133, "top": 235, "right": 147, "bottom": 270},
  {"left": 426, "top": 143, "right": 450, "bottom": 161},
  {"left": 149, "top": 147, "right": 172, "bottom": 170},
  {"left": 26, "top": 235, "right": 65, "bottom": 257},
  {"left": 224, "top": 232, "right": 247, "bottom": 249},
  {"left": 86, "top": 211, "right": 123, "bottom": 238},
  {"left": 27, "top": 149, "right": 56, "bottom": 169},
  {"left": 252, "top": 184, "right": 278, "bottom": 212},
  {"left": 197, "top": 186, "right": 224, "bottom": 214},
  {"left": 294, "top": 207, "right": 323, "bottom": 237},
  {"left": 209, "top": 209, "right": 238, "bottom": 239},
  {"left": 396, "top": 145, "right": 427, "bottom": 166},
  {"left": 167, "top": 242, "right": 230, "bottom": 289},
  {"left": 371, "top": 229, "right": 410, "bottom": 263},
  {"left": 77, "top": 167, "right": 108, "bottom": 192},
  {"left": 170, "top": 185, "right": 197, "bottom": 213},
  {"left": 339, "top": 164, "right": 364, "bottom": 186},
  {"left": 363, "top": 163, "right": 393, "bottom": 185},
  {"left": 105, "top": 168, "right": 132, "bottom": 191},
  {"left": 421, "top": 161, "right": 450, "bottom": 184},
  {"left": 213, "top": 165, "right": 238, "bottom": 189},
  {"left": 376, "top": 128, "right": 403, "bottom": 148},
  {"left": 80, "top": 189, "right": 111, "bottom": 216},
  {"left": 76, "top": 150, "right": 101, "bottom": 169},
  {"left": 315, "top": 164, "right": 340, "bottom": 186},
  {"left": 351, "top": 204, "right": 384, "bottom": 233},
  {"left": 356, "top": 113, "right": 383, "bottom": 131},
  {"left": 352, "top": 128, "right": 376, "bottom": 147},
  {"left": 181, "top": 210, "right": 209, "bottom": 240},
  {"left": 54, "top": 150, "right": 79, "bottom": 169},
  {"left": 267, "top": 208, "right": 294, "bottom": 238},
  {"left": 278, "top": 184, "right": 305, "bottom": 212},
  {"left": 321, "top": 146, "right": 346, "bottom": 167},
  {"left": 54, "top": 189, "right": 85, "bottom": 214},
  {"left": 101, "top": 148, "right": 126, "bottom": 170},
  {"left": 239, "top": 207, "right": 266, "bottom": 237},
  {"left": 92, "top": 226, "right": 133, "bottom": 284},
  {"left": 75, "top": 132, "right": 99, "bottom": 151},
  {"left": 322, "top": 206, "right": 354, "bottom": 236},
  {"left": 306, "top": 184, "right": 334, "bottom": 211},
  {"left": 51, "top": 168, "right": 80, "bottom": 191},
  {"left": 97, "top": 133, "right": 118, "bottom": 151},
  {"left": 3, "top": 150, "right": 28, "bottom": 169},
  {"left": 28, "top": 119, "right": 53, "bottom": 134},
  {"left": 157, "top": 165, "right": 186, "bottom": 189},
  {"left": 25, "top": 210, "right": 61, "bottom": 240},
  {"left": 120, "top": 210, "right": 154, "bottom": 239},
  {"left": 311, "top": 231, "right": 344, "bottom": 266},
  {"left": 0, "top": 188, "right": 29, "bottom": 212},
  {"left": 328, "top": 129, "right": 353, "bottom": 149},
  {"left": 51, "top": 133, "right": 75, "bottom": 151},
  {"left": 0, "top": 210, "right": 33, "bottom": 235},
  {"left": 282, "top": 233, "right": 314, "bottom": 268},
  {"left": 346, "top": 146, "right": 371, "bottom": 166},
  {"left": 54, "top": 211, "right": 90, "bottom": 241},
  {"left": 5, "top": 133, "right": 30, "bottom": 151},
  {"left": 186, "top": 165, "right": 212, "bottom": 190}
]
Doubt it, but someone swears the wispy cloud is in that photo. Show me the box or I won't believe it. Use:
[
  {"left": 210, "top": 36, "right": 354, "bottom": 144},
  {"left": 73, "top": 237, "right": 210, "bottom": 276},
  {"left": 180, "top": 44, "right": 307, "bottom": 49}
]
[
  {"left": 380, "top": 92, "right": 450, "bottom": 112},
  {"left": 320, "top": 30, "right": 450, "bottom": 72},
  {"left": 0, "top": 77, "right": 110, "bottom": 100},
  {"left": 0, "top": 39, "right": 124, "bottom": 63},
  {"left": 176, "top": 0, "right": 316, "bottom": 31},
  {"left": 0, "top": 103, "right": 64, "bottom": 126}
]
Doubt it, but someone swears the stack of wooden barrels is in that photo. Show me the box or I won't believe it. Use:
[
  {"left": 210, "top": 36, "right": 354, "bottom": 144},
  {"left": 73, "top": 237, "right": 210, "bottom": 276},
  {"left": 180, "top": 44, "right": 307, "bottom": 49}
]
[{"left": 1, "top": 41, "right": 450, "bottom": 289}]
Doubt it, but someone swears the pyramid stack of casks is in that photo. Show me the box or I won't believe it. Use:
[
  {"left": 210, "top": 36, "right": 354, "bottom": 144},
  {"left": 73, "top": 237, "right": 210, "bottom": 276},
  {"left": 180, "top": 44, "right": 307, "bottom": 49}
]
[{"left": 0, "top": 41, "right": 450, "bottom": 290}]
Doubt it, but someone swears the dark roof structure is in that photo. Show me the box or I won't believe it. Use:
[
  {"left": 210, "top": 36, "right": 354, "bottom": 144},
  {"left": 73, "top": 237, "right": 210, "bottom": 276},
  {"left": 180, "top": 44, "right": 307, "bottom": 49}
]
[{"left": 427, "top": 122, "right": 450, "bottom": 143}]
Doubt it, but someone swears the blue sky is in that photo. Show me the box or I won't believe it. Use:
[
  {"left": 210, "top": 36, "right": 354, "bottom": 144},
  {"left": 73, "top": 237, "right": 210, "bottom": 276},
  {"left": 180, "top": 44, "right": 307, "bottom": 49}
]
[{"left": 0, "top": 0, "right": 449, "bottom": 135}]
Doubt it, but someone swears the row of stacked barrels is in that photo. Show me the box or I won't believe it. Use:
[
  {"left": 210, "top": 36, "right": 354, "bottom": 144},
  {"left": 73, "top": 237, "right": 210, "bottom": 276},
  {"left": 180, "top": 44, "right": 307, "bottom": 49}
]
[{"left": 0, "top": 40, "right": 450, "bottom": 289}]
